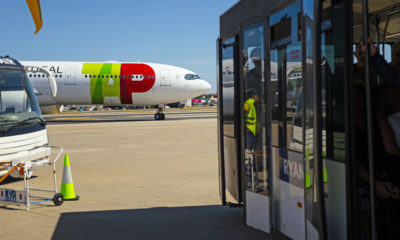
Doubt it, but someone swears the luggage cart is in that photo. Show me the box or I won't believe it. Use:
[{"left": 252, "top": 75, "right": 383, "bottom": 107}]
[{"left": 0, "top": 146, "right": 64, "bottom": 210}]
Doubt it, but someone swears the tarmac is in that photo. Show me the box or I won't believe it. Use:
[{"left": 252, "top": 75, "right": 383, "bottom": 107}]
[{"left": 0, "top": 109, "right": 271, "bottom": 240}]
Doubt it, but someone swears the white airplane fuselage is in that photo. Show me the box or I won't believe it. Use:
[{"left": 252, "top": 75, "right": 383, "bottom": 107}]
[{"left": 21, "top": 61, "right": 211, "bottom": 106}]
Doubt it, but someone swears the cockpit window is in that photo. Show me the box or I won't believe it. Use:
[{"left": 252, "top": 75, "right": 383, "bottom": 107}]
[{"left": 184, "top": 74, "right": 201, "bottom": 80}]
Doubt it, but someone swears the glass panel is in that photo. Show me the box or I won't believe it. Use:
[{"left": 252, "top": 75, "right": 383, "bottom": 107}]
[
  {"left": 221, "top": 37, "right": 241, "bottom": 202},
  {"left": 321, "top": 1, "right": 346, "bottom": 162},
  {"left": 286, "top": 24, "right": 302, "bottom": 152},
  {"left": 321, "top": 1, "right": 348, "bottom": 239},
  {"left": 270, "top": 48, "right": 280, "bottom": 147},
  {"left": 270, "top": 4, "right": 305, "bottom": 239},
  {"left": 270, "top": 4, "right": 303, "bottom": 152},
  {"left": 222, "top": 38, "right": 235, "bottom": 125},
  {"left": 302, "top": 0, "right": 320, "bottom": 239},
  {"left": 242, "top": 23, "right": 269, "bottom": 194},
  {"left": 0, "top": 69, "right": 43, "bottom": 129}
]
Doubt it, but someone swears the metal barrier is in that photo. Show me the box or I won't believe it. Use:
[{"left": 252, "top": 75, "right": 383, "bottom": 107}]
[{"left": 0, "top": 146, "right": 64, "bottom": 210}]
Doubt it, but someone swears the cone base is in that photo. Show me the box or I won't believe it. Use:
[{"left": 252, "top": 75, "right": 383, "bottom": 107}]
[
  {"left": 61, "top": 183, "right": 77, "bottom": 200},
  {"left": 64, "top": 196, "right": 80, "bottom": 201}
]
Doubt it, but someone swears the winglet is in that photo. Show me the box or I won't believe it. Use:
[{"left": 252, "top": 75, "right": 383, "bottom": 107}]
[{"left": 26, "top": 0, "right": 43, "bottom": 34}]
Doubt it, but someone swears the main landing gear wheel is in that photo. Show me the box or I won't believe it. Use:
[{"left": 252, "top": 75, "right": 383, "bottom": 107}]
[
  {"left": 154, "top": 113, "right": 165, "bottom": 120},
  {"left": 53, "top": 193, "right": 64, "bottom": 206}
]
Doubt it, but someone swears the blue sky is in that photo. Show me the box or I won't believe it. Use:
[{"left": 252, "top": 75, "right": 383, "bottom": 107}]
[{"left": 1, "top": 0, "right": 238, "bottom": 94}]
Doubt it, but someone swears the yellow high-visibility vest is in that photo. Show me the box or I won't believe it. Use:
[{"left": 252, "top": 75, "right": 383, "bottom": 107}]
[{"left": 245, "top": 98, "right": 256, "bottom": 135}]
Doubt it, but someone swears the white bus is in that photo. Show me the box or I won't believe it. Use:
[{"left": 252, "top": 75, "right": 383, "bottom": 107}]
[{"left": 0, "top": 56, "right": 52, "bottom": 179}]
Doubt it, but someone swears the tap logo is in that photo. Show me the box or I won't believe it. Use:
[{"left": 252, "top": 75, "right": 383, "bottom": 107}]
[{"left": 82, "top": 63, "right": 156, "bottom": 104}]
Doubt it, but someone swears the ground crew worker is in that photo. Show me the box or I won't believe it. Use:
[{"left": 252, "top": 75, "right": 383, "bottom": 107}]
[
  {"left": 244, "top": 92, "right": 259, "bottom": 148},
  {"left": 244, "top": 91, "right": 260, "bottom": 190}
]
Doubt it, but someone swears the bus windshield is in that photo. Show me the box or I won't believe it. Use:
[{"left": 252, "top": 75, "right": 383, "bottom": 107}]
[{"left": 0, "top": 68, "right": 43, "bottom": 128}]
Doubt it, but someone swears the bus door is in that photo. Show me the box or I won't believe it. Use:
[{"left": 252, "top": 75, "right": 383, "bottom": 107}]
[
  {"left": 303, "top": 0, "right": 352, "bottom": 239},
  {"left": 320, "top": 1, "right": 350, "bottom": 239},
  {"left": 350, "top": 1, "right": 400, "bottom": 239},
  {"left": 241, "top": 23, "right": 271, "bottom": 233},
  {"left": 269, "top": 2, "right": 306, "bottom": 239},
  {"left": 218, "top": 36, "right": 242, "bottom": 204}
]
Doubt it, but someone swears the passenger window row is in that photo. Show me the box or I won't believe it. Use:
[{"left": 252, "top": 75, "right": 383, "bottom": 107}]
[
  {"left": 29, "top": 74, "right": 61, "bottom": 78},
  {"left": 29, "top": 73, "right": 155, "bottom": 80},
  {"left": 84, "top": 74, "right": 154, "bottom": 80}
]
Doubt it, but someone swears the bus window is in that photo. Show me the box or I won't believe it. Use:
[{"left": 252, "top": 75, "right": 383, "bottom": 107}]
[
  {"left": 270, "top": 3, "right": 303, "bottom": 151},
  {"left": 321, "top": 0, "right": 347, "bottom": 162},
  {"left": 242, "top": 23, "right": 268, "bottom": 194}
]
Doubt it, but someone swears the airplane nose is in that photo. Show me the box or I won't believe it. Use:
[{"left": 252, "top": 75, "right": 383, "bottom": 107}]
[{"left": 203, "top": 81, "right": 211, "bottom": 92}]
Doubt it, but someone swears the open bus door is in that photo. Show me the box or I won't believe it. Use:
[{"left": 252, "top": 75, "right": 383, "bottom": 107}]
[
  {"left": 305, "top": 0, "right": 353, "bottom": 239},
  {"left": 319, "top": 0, "right": 400, "bottom": 239},
  {"left": 242, "top": 22, "right": 271, "bottom": 233},
  {"left": 218, "top": 36, "right": 243, "bottom": 205},
  {"left": 309, "top": 0, "right": 400, "bottom": 239},
  {"left": 268, "top": 1, "right": 353, "bottom": 238},
  {"left": 351, "top": 1, "right": 400, "bottom": 239}
]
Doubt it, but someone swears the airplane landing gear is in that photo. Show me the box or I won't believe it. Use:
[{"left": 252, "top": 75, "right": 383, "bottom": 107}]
[
  {"left": 154, "top": 107, "right": 166, "bottom": 120},
  {"left": 154, "top": 113, "right": 165, "bottom": 120}
]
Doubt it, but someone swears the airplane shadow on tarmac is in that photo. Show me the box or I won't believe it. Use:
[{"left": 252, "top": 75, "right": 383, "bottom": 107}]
[{"left": 51, "top": 205, "right": 270, "bottom": 240}]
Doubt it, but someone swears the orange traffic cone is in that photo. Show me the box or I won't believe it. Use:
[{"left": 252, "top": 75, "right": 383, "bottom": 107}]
[{"left": 60, "top": 154, "right": 79, "bottom": 200}]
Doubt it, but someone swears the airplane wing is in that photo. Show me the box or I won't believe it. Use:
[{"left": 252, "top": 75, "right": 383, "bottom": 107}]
[{"left": 26, "top": 0, "right": 43, "bottom": 34}]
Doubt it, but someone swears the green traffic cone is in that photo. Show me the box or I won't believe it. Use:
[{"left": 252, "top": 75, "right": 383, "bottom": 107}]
[{"left": 60, "top": 154, "right": 79, "bottom": 201}]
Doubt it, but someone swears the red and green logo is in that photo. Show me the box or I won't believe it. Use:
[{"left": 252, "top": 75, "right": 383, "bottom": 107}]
[{"left": 82, "top": 63, "right": 156, "bottom": 104}]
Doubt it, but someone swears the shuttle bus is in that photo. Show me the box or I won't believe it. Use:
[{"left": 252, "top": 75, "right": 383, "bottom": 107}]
[
  {"left": 0, "top": 57, "right": 53, "bottom": 179},
  {"left": 217, "top": 0, "right": 400, "bottom": 239}
]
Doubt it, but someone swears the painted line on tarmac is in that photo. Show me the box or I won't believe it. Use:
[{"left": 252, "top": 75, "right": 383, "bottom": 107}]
[
  {"left": 52, "top": 117, "right": 112, "bottom": 121},
  {"left": 46, "top": 111, "right": 216, "bottom": 118},
  {"left": 44, "top": 111, "right": 216, "bottom": 124}
]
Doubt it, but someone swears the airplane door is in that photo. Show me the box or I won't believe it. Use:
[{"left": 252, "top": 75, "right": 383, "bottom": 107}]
[
  {"left": 160, "top": 70, "right": 171, "bottom": 86},
  {"left": 64, "top": 67, "right": 76, "bottom": 85}
]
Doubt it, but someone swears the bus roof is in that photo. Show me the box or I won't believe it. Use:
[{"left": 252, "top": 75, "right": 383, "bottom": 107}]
[
  {"left": 0, "top": 56, "right": 24, "bottom": 69},
  {"left": 220, "top": 0, "right": 293, "bottom": 39}
]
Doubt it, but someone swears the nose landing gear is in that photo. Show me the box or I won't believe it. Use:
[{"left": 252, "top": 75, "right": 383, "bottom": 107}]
[
  {"left": 154, "top": 106, "right": 166, "bottom": 120},
  {"left": 154, "top": 112, "right": 165, "bottom": 120}
]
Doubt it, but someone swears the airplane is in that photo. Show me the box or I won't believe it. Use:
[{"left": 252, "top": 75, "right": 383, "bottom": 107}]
[{"left": 20, "top": 61, "right": 212, "bottom": 120}]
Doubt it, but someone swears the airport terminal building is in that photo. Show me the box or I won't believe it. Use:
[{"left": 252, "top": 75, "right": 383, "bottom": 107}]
[{"left": 217, "top": 0, "right": 400, "bottom": 239}]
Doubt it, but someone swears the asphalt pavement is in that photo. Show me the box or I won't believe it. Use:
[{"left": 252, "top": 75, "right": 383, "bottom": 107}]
[{"left": 0, "top": 109, "right": 271, "bottom": 240}]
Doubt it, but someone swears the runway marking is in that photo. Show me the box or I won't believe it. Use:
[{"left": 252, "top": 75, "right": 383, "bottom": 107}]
[
  {"left": 45, "top": 111, "right": 216, "bottom": 123},
  {"left": 53, "top": 117, "right": 104, "bottom": 120}
]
